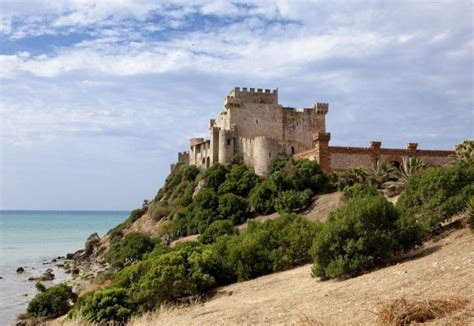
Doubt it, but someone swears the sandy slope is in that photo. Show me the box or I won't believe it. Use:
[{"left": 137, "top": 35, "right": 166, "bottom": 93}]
[{"left": 129, "top": 227, "right": 474, "bottom": 325}]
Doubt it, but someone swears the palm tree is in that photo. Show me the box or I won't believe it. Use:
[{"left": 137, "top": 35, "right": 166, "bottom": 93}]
[
  {"left": 387, "top": 157, "right": 428, "bottom": 193},
  {"left": 366, "top": 161, "right": 397, "bottom": 189}
]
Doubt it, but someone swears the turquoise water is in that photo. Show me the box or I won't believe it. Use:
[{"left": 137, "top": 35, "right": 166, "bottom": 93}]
[{"left": 0, "top": 210, "right": 129, "bottom": 325}]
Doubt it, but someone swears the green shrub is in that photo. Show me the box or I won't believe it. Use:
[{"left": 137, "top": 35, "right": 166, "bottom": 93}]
[
  {"left": 467, "top": 197, "right": 474, "bottom": 231},
  {"left": 203, "top": 164, "right": 227, "bottom": 191},
  {"left": 194, "top": 188, "right": 219, "bottom": 211},
  {"left": 76, "top": 287, "right": 134, "bottom": 324},
  {"left": 270, "top": 158, "right": 328, "bottom": 193},
  {"left": 311, "top": 195, "right": 399, "bottom": 279},
  {"left": 275, "top": 189, "right": 313, "bottom": 213},
  {"left": 150, "top": 205, "right": 170, "bottom": 221},
  {"left": 35, "top": 282, "right": 46, "bottom": 292},
  {"left": 218, "top": 164, "right": 261, "bottom": 197},
  {"left": 27, "top": 284, "right": 76, "bottom": 318},
  {"left": 396, "top": 164, "right": 474, "bottom": 233},
  {"left": 342, "top": 184, "right": 379, "bottom": 201},
  {"left": 226, "top": 214, "right": 320, "bottom": 280},
  {"left": 130, "top": 244, "right": 215, "bottom": 311},
  {"left": 106, "top": 233, "right": 157, "bottom": 270},
  {"left": 249, "top": 179, "right": 278, "bottom": 215},
  {"left": 199, "top": 220, "right": 238, "bottom": 244},
  {"left": 218, "top": 193, "right": 250, "bottom": 224}
]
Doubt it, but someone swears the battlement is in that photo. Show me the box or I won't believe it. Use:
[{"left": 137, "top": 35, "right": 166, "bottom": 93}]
[
  {"left": 190, "top": 138, "right": 205, "bottom": 146},
  {"left": 315, "top": 102, "right": 329, "bottom": 115},
  {"left": 225, "top": 87, "right": 278, "bottom": 106}
]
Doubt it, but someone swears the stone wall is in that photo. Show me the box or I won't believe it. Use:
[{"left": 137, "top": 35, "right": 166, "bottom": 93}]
[
  {"left": 294, "top": 132, "right": 454, "bottom": 172},
  {"left": 184, "top": 87, "right": 328, "bottom": 175}
]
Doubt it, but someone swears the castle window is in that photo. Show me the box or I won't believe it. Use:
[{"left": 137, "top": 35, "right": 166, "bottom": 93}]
[
  {"left": 227, "top": 139, "right": 231, "bottom": 145},
  {"left": 256, "top": 119, "right": 259, "bottom": 124},
  {"left": 269, "top": 153, "right": 272, "bottom": 158},
  {"left": 291, "top": 146, "right": 295, "bottom": 154}
]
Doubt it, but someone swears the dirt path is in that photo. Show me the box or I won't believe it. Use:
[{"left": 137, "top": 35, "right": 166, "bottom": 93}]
[{"left": 130, "top": 227, "right": 474, "bottom": 325}]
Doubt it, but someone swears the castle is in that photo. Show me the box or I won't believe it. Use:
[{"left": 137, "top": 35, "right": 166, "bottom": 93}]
[{"left": 176, "top": 87, "right": 454, "bottom": 175}]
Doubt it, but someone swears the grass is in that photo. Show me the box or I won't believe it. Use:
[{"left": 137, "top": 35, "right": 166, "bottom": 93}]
[{"left": 376, "top": 297, "right": 469, "bottom": 325}]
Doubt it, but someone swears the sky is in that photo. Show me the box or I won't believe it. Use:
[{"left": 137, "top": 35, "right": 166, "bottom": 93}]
[{"left": 0, "top": 0, "right": 473, "bottom": 211}]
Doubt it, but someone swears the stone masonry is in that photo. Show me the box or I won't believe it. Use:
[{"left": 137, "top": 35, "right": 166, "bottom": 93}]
[{"left": 176, "top": 87, "right": 455, "bottom": 175}]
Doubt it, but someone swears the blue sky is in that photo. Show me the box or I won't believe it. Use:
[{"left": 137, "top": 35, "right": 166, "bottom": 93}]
[{"left": 0, "top": 0, "right": 473, "bottom": 210}]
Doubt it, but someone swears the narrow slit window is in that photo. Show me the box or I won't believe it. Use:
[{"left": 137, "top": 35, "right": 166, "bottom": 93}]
[
  {"left": 227, "top": 139, "right": 231, "bottom": 145},
  {"left": 256, "top": 119, "right": 259, "bottom": 124}
]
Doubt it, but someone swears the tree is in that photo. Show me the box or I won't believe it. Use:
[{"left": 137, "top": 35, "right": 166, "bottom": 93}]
[
  {"left": 218, "top": 193, "right": 250, "bottom": 224},
  {"left": 249, "top": 179, "right": 278, "bottom": 215},
  {"left": 366, "top": 161, "right": 396, "bottom": 189}
]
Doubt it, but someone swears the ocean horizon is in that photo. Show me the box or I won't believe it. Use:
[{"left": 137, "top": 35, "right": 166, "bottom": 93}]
[{"left": 0, "top": 210, "right": 129, "bottom": 325}]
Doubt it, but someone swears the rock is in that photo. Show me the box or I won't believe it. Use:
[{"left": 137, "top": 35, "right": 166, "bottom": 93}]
[
  {"left": 84, "top": 233, "right": 101, "bottom": 257},
  {"left": 51, "top": 258, "right": 57, "bottom": 263},
  {"left": 22, "top": 294, "right": 28, "bottom": 297},
  {"left": 42, "top": 269, "right": 55, "bottom": 281},
  {"left": 15, "top": 321, "right": 27, "bottom": 326},
  {"left": 66, "top": 253, "right": 74, "bottom": 259},
  {"left": 16, "top": 267, "right": 25, "bottom": 274},
  {"left": 0, "top": 276, "right": 3, "bottom": 279}
]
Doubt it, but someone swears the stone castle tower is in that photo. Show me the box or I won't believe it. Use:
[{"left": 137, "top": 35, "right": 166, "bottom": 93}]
[{"left": 180, "top": 87, "right": 329, "bottom": 175}]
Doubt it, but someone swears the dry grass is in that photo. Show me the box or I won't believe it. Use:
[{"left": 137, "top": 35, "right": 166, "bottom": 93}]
[{"left": 376, "top": 297, "right": 469, "bottom": 325}]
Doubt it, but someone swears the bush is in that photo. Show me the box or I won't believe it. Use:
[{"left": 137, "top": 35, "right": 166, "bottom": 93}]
[
  {"left": 106, "top": 233, "right": 157, "bottom": 270},
  {"left": 194, "top": 188, "right": 219, "bottom": 211},
  {"left": 342, "top": 184, "right": 379, "bottom": 201},
  {"left": 270, "top": 158, "right": 328, "bottom": 193},
  {"left": 199, "top": 220, "right": 238, "bottom": 244},
  {"left": 249, "top": 179, "right": 278, "bottom": 215},
  {"left": 77, "top": 287, "right": 134, "bottom": 324},
  {"left": 35, "top": 282, "right": 46, "bottom": 293},
  {"left": 275, "top": 189, "right": 313, "bottom": 213},
  {"left": 27, "top": 284, "right": 77, "bottom": 318},
  {"left": 130, "top": 244, "right": 215, "bottom": 311},
  {"left": 150, "top": 205, "right": 170, "bottom": 221},
  {"left": 226, "top": 214, "right": 320, "bottom": 281},
  {"left": 218, "top": 164, "right": 261, "bottom": 197},
  {"left": 467, "top": 197, "right": 474, "bottom": 231},
  {"left": 396, "top": 164, "right": 474, "bottom": 233},
  {"left": 311, "top": 195, "right": 400, "bottom": 279},
  {"left": 218, "top": 193, "right": 250, "bottom": 224},
  {"left": 203, "top": 164, "right": 227, "bottom": 191}
]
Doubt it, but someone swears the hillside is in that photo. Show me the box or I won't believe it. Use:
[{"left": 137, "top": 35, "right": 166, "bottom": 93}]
[{"left": 128, "top": 227, "right": 474, "bottom": 325}]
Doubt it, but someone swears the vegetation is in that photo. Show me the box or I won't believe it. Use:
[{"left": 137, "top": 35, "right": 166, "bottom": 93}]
[
  {"left": 311, "top": 193, "right": 400, "bottom": 279},
  {"left": 199, "top": 220, "right": 238, "bottom": 244},
  {"left": 106, "top": 233, "right": 158, "bottom": 270},
  {"left": 396, "top": 164, "right": 474, "bottom": 234},
  {"left": 342, "top": 184, "right": 379, "bottom": 201},
  {"left": 467, "top": 197, "right": 474, "bottom": 231},
  {"left": 275, "top": 189, "right": 313, "bottom": 213},
  {"left": 27, "top": 284, "right": 77, "bottom": 318},
  {"left": 452, "top": 140, "right": 474, "bottom": 166},
  {"left": 75, "top": 288, "right": 134, "bottom": 324},
  {"left": 386, "top": 157, "right": 429, "bottom": 194},
  {"left": 31, "top": 146, "right": 473, "bottom": 323}
]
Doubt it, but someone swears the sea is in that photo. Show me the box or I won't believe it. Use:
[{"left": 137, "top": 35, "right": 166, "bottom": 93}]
[{"left": 0, "top": 210, "right": 129, "bottom": 325}]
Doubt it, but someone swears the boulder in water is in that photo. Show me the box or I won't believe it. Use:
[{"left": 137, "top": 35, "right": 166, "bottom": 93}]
[{"left": 16, "top": 267, "right": 24, "bottom": 274}]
